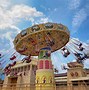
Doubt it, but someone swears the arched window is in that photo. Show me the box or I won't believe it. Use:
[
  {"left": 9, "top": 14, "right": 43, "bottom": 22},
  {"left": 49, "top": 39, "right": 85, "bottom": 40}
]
[
  {"left": 37, "top": 79, "right": 39, "bottom": 84},
  {"left": 42, "top": 77, "right": 46, "bottom": 83},
  {"left": 39, "top": 60, "right": 43, "bottom": 69},
  {"left": 49, "top": 76, "right": 52, "bottom": 83},
  {"left": 45, "top": 60, "right": 49, "bottom": 69},
  {"left": 36, "top": 77, "right": 39, "bottom": 84},
  {"left": 41, "top": 76, "right": 46, "bottom": 84}
]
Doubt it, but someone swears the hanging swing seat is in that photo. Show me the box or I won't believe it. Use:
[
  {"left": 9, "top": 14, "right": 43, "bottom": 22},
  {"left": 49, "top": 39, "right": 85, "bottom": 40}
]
[
  {"left": 0, "top": 54, "right": 1, "bottom": 58},
  {"left": 11, "top": 61, "right": 16, "bottom": 66},
  {"left": 63, "top": 65, "right": 67, "bottom": 70},
  {"left": 62, "top": 48, "right": 70, "bottom": 57},
  {"left": 10, "top": 55, "right": 16, "bottom": 60},
  {"left": 79, "top": 46, "right": 84, "bottom": 51},
  {"left": 26, "top": 59, "right": 31, "bottom": 63},
  {"left": 54, "top": 68, "right": 58, "bottom": 73}
]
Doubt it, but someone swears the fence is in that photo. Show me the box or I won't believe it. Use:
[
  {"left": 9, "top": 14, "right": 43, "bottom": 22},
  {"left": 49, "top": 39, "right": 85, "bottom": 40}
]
[{"left": 0, "top": 83, "right": 89, "bottom": 90}]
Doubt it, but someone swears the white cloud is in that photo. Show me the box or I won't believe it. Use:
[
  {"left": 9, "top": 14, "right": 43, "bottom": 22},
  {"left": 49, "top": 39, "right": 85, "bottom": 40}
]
[
  {"left": 86, "top": 40, "right": 89, "bottom": 43},
  {"left": 72, "top": 9, "right": 87, "bottom": 33},
  {"left": 54, "top": 8, "right": 57, "bottom": 12},
  {"left": 31, "top": 17, "right": 51, "bottom": 25},
  {"left": 0, "top": 4, "right": 43, "bottom": 28},
  {"left": 0, "top": 24, "right": 20, "bottom": 31},
  {"left": 40, "top": 17, "right": 49, "bottom": 23},
  {"left": 0, "top": 27, "right": 20, "bottom": 51},
  {"left": 9, "top": 5, "right": 43, "bottom": 19},
  {"left": 0, "top": 0, "right": 11, "bottom": 8},
  {"left": 0, "top": 0, "right": 47, "bottom": 53},
  {"left": 71, "top": 1, "right": 89, "bottom": 33},
  {"left": 68, "top": 0, "right": 81, "bottom": 10}
]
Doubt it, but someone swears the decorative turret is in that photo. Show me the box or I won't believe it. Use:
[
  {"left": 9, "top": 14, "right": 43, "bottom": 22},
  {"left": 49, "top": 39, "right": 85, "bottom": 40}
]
[
  {"left": 36, "top": 47, "right": 55, "bottom": 90},
  {"left": 67, "top": 62, "right": 87, "bottom": 82}
]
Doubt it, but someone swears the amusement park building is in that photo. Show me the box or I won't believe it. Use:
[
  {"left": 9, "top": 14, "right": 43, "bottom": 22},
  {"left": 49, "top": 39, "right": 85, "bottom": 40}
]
[{"left": 1, "top": 57, "right": 89, "bottom": 90}]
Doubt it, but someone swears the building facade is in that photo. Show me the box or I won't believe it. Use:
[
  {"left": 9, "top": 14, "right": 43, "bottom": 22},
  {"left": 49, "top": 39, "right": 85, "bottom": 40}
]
[{"left": 1, "top": 58, "right": 89, "bottom": 90}]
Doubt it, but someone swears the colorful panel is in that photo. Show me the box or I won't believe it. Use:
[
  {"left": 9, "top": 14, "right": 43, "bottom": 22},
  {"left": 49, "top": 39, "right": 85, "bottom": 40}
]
[{"left": 38, "top": 50, "right": 44, "bottom": 59}]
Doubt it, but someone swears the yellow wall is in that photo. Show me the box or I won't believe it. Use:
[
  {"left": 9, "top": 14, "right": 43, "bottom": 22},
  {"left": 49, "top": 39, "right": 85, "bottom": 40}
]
[{"left": 36, "top": 69, "right": 55, "bottom": 85}]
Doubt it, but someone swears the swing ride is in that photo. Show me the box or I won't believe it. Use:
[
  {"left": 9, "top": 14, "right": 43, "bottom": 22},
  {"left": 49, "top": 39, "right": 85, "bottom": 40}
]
[
  {"left": 0, "top": 22, "right": 89, "bottom": 78},
  {"left": 13, "top": 22, "right": 70, "bottom": 56}
]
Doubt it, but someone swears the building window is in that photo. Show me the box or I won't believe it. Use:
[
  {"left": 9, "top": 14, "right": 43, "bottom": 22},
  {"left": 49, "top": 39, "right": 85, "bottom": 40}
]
[
  {"left": 18, "top": 67, "right": 20, "bottom": 72},
  {"left": 32, "top": 65, "right": 37, "bottom": 71},
  {"left": 12, "top": 69, "right": 14, "bottom": 72},
  {"left": 39, "top": 60, "right": 43, "bottom": 69},
  {"left": 35, "top": 66, "right": 37, "bottom": 71},
  {"left": 72, "top": 81, "right": 78, "bottom": 86},
  {"left": 32, "top": 65, "right": 34, "bottom": 70},
  {"left": 24, "top": 66, "right": 27, "bottom": 71},
  {"left": 28, "top": 65, "right": 30, "bottom": 70},
  {"left": 45, "top": 60, "right": 49, "bottom": 69},
  {"left": 21, "top": 67, "right": 23, "bottom": 72},
  {"left": 15, "top": 68, "right": 17, "bottom": 73}
]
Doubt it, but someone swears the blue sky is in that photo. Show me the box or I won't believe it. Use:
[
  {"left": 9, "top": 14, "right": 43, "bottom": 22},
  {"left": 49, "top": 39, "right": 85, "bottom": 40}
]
[{"left": 0, "top": 0, "right": 89, "bottom": 74}]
